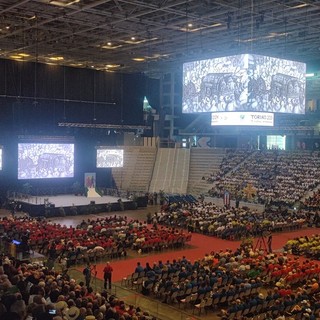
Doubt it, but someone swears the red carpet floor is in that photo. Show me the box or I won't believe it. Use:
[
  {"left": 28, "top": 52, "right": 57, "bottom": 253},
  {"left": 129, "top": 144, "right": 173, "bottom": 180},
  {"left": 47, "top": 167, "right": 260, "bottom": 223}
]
[{"left": 83, "top": 227, "right": 320, "bottom": 283}]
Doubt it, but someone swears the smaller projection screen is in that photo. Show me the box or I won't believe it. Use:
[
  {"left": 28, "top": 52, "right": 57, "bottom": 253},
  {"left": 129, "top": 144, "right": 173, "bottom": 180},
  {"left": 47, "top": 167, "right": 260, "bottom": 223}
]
[
  {"left": 0, "top": 147, "right": 2, "bottom": 170},
  {"left": 267, "top": 135, "right": 286, "bottom": 150},
  {"left": 18, "top": 143, "right": 74, "bottom": 179},
  {"left": 182, "top": 54, "right": 306, "bottom": 114},
  {"left": 211, "top": 112, "right": 274, "bottom": 126},
  {"left": 96, "top": 149, "right": 124, "bottom": 168}
]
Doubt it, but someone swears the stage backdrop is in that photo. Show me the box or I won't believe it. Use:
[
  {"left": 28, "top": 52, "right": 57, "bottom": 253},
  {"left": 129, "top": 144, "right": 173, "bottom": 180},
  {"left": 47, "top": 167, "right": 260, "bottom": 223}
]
[{"left": 84, "top": 173, "right": 96, "bottom": 188}]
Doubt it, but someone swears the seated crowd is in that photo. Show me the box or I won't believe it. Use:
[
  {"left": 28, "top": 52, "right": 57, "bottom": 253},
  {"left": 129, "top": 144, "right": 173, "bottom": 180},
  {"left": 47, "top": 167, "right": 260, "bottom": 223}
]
[
  {"left": 155, "top": 201, "right": 307, "bottom": 240},
  {"left": 0, "top": 215, "right": 191, "bottom": 264},
  {"left": 303, "top": 189, "right": 320, "bottom": 209},
  {"left": 210, "top": 150, "right": 320, "bottom": 205},
  {"left": 205, "top": 149, "right": 254, "bottom": 183},
  {"left": 0, "top": 255, "right": 156, "bottom": 320},
  {"left": 284, "top": 234, "right": 320, "bottom": 260},
  {"left": 124, "top": 247, "right": 320, "bottom": 319}
]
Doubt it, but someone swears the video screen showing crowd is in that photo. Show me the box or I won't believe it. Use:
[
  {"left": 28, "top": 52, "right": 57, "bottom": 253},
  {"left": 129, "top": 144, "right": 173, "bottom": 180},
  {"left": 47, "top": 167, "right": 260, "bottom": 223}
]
[
  {"left": 18, "top": 143, "right": 74, "bottom": 179},
  {"left": 96, "top": 149, "right": 124, "bottom": 168},
  {"left": 182, "top": 54, "right": 306, "bottom": 114}
]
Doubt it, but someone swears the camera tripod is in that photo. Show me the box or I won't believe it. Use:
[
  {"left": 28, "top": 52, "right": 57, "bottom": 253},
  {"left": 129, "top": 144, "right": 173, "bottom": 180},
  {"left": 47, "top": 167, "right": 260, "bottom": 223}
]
[
  {"left": 254, "top": 235, "right": 268, "bottom": 254},
  {"left": 90, "top": 264, "right": 98, "bottom": 291}
]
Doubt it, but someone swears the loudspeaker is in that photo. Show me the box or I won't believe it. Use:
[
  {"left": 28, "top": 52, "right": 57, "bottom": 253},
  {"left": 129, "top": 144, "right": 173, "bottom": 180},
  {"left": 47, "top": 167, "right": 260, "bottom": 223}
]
[
  {"left": 136, "top": 196, "right": 148, "bottom": 207},
  {"left": 90, "top": 201, "right": 95, "bottom": 205}
]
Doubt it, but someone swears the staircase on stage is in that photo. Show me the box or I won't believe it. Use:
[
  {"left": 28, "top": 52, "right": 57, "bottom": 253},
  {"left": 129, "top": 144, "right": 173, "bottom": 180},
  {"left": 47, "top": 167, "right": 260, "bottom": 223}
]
[{"left": 87, "top": 187, "right": 101, "bottom": 198}]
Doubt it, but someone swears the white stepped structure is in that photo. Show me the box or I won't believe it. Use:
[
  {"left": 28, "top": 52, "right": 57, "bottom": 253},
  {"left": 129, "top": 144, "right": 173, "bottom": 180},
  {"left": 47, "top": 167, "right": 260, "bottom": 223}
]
[
  {"left": 87, "top": 187, "right": 101, "bottom": 198},
  {"left": 171, "top": 148, "right": 190, "bottom": 194},
  {"left": 187, "top": 148, "right": 226, "bottom": 196},
  {"left": 112, "top": 147, "right": 138, "bottom": 191},
  {"left": 111, "top": 146, "right": 228, "bottom": 196},
  {"left": 149, "top": 148, "right": 190, "bottom": 194},
  {"left": 129, "top": 147, "right": 157, "bottom": 191}
]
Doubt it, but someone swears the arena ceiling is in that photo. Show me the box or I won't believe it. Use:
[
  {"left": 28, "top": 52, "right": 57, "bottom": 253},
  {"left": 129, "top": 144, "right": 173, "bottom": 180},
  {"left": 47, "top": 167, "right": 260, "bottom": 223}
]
[{"left": 1, "top": 0, "right": 320, "bottom": 74}]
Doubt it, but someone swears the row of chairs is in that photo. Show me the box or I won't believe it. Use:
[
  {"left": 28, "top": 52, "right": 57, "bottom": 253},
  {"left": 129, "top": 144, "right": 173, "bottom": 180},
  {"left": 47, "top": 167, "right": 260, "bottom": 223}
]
[
  {"left": 135, "top": 236, "right": 192, "bottom": 253},
  {"left": 228, "top": 303, "right": 320, "bottom": 320},
  {"left": 122, "top": 270, "right": 184, "bottom": 288},
  {"left": 122, "top": 269, "right": 320, "bottom": 318},
  {"left": 59, "top": 246, "right": 126, "bottom": 267},
  {"left": 122, "top": 272, "right": 263, "bottom": 316},
  {"left": 265, "top": 269, "right": 320, "bottom": 287},
  {"left": 210, "top": 222, "right": 304, "bottom": 241}
]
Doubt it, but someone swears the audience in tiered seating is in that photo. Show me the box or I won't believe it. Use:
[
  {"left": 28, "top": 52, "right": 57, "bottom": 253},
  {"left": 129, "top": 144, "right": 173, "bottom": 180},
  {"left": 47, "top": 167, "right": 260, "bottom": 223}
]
[
  {"left": 0, "top": 254, "right": 156, "bottom": 320},
  {"left": 124, "top": 247, "right": 320, "bottom": 319},
  {"left": 303, "top": 189, "right": 320, "bottom": 209},
  {"left": 205, "top": 149, "right": 254, "bottom": 183},
  {"left": 220, "top": 149, "right": 254, "bottom": 173},
  {"left": 212, "top": 150, "right": 320, "bottom": 205},
  {"left": 156, "top": 201, "right": 307, "bottom": 240}
]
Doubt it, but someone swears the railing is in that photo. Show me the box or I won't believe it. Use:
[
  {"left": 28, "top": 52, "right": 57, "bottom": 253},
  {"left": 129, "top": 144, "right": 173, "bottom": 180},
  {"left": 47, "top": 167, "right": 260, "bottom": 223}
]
[
  {"left": 158, "top": 139, "right": 178, "bottom": 149},
  {"left": 7, "top": 191, "right": 45, "bottom": 205},
  {"left": 69, "top": 268, "right": 201, "bottom": 320}
]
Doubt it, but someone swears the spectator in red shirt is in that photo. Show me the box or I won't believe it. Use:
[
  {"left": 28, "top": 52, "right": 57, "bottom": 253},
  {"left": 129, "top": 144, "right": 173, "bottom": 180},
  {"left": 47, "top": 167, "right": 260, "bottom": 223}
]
[{"left": 103, "top": 261, "right": 113, "bottom": 290}]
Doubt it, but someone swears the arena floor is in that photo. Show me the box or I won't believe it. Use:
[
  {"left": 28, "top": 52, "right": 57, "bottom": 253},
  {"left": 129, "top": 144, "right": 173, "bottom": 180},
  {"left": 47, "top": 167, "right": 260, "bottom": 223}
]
[{"left": 1, "top": 206, "right": 319, "bottom": 320}]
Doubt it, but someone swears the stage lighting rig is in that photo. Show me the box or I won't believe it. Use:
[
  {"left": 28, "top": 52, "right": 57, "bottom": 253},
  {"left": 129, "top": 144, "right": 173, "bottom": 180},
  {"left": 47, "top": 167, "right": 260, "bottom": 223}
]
[{"left": 58, "top": 122, "right": 151, "bottom": 132}]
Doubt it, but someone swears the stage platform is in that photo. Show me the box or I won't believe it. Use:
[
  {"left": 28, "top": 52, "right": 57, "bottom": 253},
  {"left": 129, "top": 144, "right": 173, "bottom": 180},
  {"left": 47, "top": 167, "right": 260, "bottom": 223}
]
[
  {"left": 16, "top": 194, "right": 131, "bottom": 207},
  {"left": 16, "top": 251, "right": 47, "bottom": 266},
  {"left": 12, "top": 194, "right": 148, "bottom": 217}
]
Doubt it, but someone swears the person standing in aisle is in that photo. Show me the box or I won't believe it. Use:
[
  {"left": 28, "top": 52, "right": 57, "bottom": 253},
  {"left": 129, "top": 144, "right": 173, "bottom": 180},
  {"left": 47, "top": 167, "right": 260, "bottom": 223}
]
[
  {"left": 103, "top": 261, "right": 113, "bottom": 290},
  {"left": 83, "top": 263, "right": 92, "bottom": 288}
]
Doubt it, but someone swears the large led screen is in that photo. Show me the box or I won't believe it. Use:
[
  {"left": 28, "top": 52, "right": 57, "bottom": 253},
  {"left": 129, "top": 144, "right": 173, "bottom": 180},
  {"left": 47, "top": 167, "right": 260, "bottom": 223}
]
[
  {"left": 96, "top": 149, "right": 123, "bottom": 168},
  {"left": 183, "top": 54, "right": 306, "bottom": 114},
  {"left": 211, "top": 112, "right": 274, "bottom": 126},
  {"left": 18, "top": 143, "right": 74, "bottom": 179}
]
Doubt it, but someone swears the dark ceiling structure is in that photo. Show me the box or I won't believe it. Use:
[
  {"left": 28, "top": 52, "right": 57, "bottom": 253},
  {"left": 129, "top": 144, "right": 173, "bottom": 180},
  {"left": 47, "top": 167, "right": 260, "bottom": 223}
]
[{"left": 0, "top": 0, "right": 320, "bottom": 74}]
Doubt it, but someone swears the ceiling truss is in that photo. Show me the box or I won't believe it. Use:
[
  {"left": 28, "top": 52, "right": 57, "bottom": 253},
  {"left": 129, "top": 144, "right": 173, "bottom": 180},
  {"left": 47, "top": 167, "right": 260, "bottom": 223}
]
[{"left": 0, "top": 0, "right": 319, "bottom": 74}]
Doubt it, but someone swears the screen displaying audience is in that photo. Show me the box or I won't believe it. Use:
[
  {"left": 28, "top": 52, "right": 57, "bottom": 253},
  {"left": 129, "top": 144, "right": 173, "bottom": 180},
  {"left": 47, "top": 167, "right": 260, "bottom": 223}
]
[
  {"left": 182, "top": 54, "right": 306, "bottom": 114},
  {"left": 96, "top": 149, "right": 123, "bottom": 168},
  {"left": 18, "top": 143, "right": 74, "bottom": 179}
]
